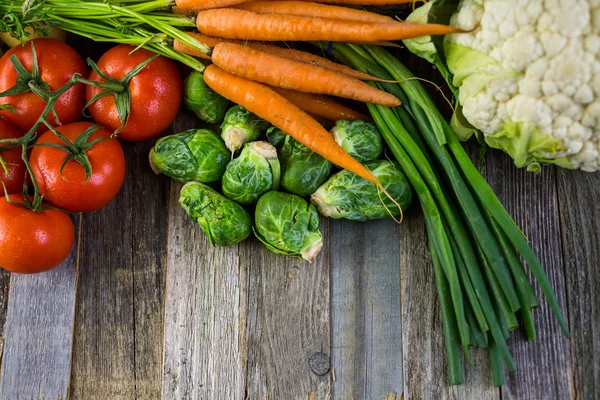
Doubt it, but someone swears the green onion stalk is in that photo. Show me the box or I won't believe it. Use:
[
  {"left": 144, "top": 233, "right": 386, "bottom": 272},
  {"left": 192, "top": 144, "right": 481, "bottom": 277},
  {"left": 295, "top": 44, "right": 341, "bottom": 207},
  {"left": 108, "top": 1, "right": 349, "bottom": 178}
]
[
  {"left": 0, "top": 0, "right": 208, "bottom": 71},
  {"left": 328, "top": 43, "right": 569, "bottom": 386}
]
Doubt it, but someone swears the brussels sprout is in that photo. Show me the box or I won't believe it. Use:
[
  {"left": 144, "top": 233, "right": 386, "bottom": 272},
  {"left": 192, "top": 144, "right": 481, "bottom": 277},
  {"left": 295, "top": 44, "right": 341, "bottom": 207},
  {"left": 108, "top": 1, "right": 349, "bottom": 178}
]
[
  {"left": 149, "top": 129, "right": 230, "bottom": 183},
  {"left": 311, "top": 160, "right": 412, "bottom": 221},
  {"left": 254, "top": 191, "right": 323, "bottom": 262},
  {"left": 222, "top": 141, "right": 281, "bottom": 205},
  {"left": 266, "top": 127, "right": 287, "bottom": 149},
  {"left": 179, "top": 182, "right": 252, "bottom": 246},
  {"left": 279, "top": 136, "right": 332, "bottom": 197},
  {"left": 183, "top": 71, "right": 229, "bottom": 123},
  {"left": 221, "top": 105, "right": 270, "bottom": 152},
  {"left": 330, "top": 120, "right": 383, "bottom": 163}
]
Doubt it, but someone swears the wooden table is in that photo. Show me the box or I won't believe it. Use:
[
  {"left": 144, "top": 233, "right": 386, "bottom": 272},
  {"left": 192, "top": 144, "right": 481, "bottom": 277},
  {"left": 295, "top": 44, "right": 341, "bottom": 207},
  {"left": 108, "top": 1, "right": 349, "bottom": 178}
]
[{"left": 0, "top": 41, "right": 598, "bottom": 400}]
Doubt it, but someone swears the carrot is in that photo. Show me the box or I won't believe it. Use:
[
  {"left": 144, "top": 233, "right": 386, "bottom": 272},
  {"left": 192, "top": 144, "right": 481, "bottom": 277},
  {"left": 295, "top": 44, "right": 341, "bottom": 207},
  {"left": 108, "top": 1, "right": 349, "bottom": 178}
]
[
  {"left": 233, "top": 1, "right": 394, "bottom": 23},
  {"left": 232, "top": 43, "right": 393, "bottom": 82},
  {"left": 174, "top": 0, "right": 247, "bottom": 11},
  {"left": 174, "top": 32, "right": 395, "bottom": 82},
  {"left": 277, "top": 0, "right": 414, "bottom": 3},
  {"left": 196, "top": 8, "right": 462, "bottom": 42},
  {"left": 211, "top": 42, "right": 400, "bottom": 106},
  {"left": 173, "top": 33, "right": 228, "bottom": 59},
  {"left": 203, "top": 64, "right": 379, "bottom": 185},
  {"left": 268, "top": 86, "right": 372, "bottom": 122}
]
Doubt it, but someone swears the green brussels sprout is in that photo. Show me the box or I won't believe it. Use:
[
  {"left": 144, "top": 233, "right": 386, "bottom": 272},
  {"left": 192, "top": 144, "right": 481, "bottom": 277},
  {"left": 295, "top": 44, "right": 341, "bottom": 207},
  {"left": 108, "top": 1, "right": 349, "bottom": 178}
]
[
  {"left": 254, "top": 191, "right": 323, "bottom": 261},
  {"left": 266, "top": 127, "right": 287, "bottom": 149},
  {"left": 222, "top": 141, "right": 281, "bottom": 205},
  {"left": 183, "top": 71, "right": 229, "bottom": 123},
  {"left": 280, "top": 136, "right": 332, "bottom": 197},
  {"left": 221, "top": 105, "right": 270, "bottom": 152},
  {"left": 311, "top": 160, "right": 412, "bottom": 221},
  {"left": 330, "top": 120, "right": 383, "bottom": 163},
  {"left": 179, "top": 182, "right": 252, "bottom": 246},
  {"left": 149, "top": 129, "right": 230, "bottom": 183}
]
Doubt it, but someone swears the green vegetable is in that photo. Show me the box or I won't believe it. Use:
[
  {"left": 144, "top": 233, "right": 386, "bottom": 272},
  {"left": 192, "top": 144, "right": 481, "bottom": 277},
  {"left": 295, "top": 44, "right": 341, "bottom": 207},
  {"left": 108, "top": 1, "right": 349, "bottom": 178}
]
[
  {"left": 280, "top": 136, "right": 332, "bottom": 197},
  {"left": 0, "top": 0, "right": 209, "bottom": 72},
  {"left": 221, "top": 105, "right": 270, "bottom": 152},
  {"left": 183, "top": 71, "right": 229, "bottom": 123},
  {"left": 311, "top": 160, "right": 412, "bottom": 221},
  {"left": 330, "top": 120, "right": 383, "bottom": 163},
  {"left": 330, "top": 42, "right": 569, "bottom": 386},
  {"left": 149, "top": 129, "right": 230, "bottom": 183},
  {"left": 266, "top": 127, "right": 287, "bottom": 149},
  {"left": 179, "top": 182, "right": 252, "bottom": 247},
  {"left": 254, "top": 191, "right": 323, "bottom": 261},
  {"left": 222, "top": 141, "right": 281, "bottom": 205}
]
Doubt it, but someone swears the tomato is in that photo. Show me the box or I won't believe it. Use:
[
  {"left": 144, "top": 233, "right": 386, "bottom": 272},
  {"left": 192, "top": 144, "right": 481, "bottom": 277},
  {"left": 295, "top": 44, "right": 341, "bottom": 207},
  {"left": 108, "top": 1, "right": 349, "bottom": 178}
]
[
  {"left": 30, "top": 121, "right": 126, "bottom": 213},
  {"left": 0, "top": 38, "right": 87, "bottom": 134},
  {"left": 0, "top": 195, "right": 74, "bottom": 274},
  {"left": 86, "top": 44, "right": 182, "bottom": 141},
  {"left": 0, "top": 119, "right": 26, "bottom": 194}
]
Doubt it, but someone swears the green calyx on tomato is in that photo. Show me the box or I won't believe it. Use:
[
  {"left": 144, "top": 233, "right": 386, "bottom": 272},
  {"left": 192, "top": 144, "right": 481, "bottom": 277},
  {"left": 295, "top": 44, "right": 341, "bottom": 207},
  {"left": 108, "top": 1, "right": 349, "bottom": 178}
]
[
  {"left": 0, "top": 42, "right": 51, "bottom": 99},
  {"left": 0, "top": 40, "right": 91, "bottom": 214},
  {"left": 0, "top": 40, "right": 87, "bottom": 134},
  {"left": 83, "top": 53, "right": 159, "bottom": 135},
  {"left": 36, "top": 123, "right": 109, "bottom": 181}
]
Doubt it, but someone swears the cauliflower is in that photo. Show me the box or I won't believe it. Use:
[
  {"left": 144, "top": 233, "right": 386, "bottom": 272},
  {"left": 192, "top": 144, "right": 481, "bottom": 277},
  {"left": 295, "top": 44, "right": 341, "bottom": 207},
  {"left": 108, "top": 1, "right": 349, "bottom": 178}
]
[{"left": 420, "top": 0, "right": 600, "bottom": 171}]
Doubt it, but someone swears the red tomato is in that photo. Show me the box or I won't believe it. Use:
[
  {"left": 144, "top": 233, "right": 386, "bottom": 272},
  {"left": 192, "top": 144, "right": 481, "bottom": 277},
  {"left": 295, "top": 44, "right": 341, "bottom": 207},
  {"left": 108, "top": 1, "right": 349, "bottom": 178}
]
[
  {"left": 0, "top": 38, "right": 87, "bottom": 133},
  {"left": 30, "top": 121, "right": 126, "bottom": 213},
  {"left": 0, "top": 119, "right": 26, "bottom": 194},
  {"left": 86, "top": 44, "right": 182, "bottom": 141},
  {"left": 0, "top": 194, "right": 74, "bottom": 274}
]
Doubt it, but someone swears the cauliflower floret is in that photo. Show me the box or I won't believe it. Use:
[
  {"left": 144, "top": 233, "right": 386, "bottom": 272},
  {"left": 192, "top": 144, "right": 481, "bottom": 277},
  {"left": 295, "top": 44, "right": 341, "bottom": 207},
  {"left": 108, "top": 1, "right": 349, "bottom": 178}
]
[{"left": 446, "top": 0, "right": 600, "bottom": 171}]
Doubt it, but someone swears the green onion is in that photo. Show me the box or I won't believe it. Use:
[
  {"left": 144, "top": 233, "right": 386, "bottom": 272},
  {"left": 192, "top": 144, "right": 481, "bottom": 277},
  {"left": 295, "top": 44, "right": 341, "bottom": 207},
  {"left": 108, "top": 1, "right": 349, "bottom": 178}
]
[{"left": 331, "top": 43, "right": 569, "bottom": 385}]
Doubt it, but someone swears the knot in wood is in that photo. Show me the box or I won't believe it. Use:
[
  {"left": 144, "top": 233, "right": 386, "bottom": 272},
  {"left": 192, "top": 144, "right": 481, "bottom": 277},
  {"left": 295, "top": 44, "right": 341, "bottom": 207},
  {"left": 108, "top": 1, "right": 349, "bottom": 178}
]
[{"left": 308, "top": 352, "right": 330, "bottom": 376}]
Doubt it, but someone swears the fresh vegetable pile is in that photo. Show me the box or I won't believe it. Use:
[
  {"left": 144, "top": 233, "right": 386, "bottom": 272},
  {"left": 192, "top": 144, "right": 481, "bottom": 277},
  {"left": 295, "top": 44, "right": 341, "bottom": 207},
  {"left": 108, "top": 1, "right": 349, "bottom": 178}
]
[{"left": 0, "top": 0, "right": 583, "bottom": 389}]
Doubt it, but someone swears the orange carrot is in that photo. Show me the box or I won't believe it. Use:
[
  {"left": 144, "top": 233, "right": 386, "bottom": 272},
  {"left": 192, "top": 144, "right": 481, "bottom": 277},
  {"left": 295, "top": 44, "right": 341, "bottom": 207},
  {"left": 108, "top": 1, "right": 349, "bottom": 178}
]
[
  {"left": 196, "top": 8, "right": 462, "bottom": 42},
  {"left": 174, "top": 32, "right": 394, "bottom": 82},
  {"left": 233, "top": 1, "right": 394, "bottom": 23},
  {"left": 175, "top": 0, "right": 247, "bottom": 11},
  {"left": 268, "top": 87, "right": 371, "bottom": 122},
  {"left": 286, "top": 0, "right": 414, "bottom": 3},
  {"left": 211, "top": 42, "right": 400, "bottom": 106},
  {"left": 203, "top": 64, "right": 379, "bottom": 185}
]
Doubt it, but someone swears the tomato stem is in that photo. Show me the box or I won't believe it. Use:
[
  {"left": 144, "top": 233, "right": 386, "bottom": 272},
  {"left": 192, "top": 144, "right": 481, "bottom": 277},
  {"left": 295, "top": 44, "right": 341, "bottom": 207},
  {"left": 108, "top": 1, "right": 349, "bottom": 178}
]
[
  {"left": 0, "top": 41, "right": 107, "bottom": 212},
  {"left": 82, "top": 54, "right": 159, "bottom": 135}
]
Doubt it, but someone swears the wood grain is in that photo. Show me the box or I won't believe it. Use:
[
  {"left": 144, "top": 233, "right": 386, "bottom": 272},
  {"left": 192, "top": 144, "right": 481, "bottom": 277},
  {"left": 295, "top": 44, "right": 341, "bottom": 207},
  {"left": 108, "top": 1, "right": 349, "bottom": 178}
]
[
  {"left": 330, "top": 218, "right": 403, "bottom": 400},
  {"left": 485, "top": 153, "right": 572, "bottom": 400},
  {"left": 0, "top": 215, "right": 80, "bottom": 400},
  {"left": 70, "top": 140, "right": 169, "bottom": 399},
  {"left": 0, "top": 270, "right": 11, "bottom": 370},
  {"left": 130, "top": 139, "right": 169, "bottom": 399},
  {"left": 557, "top": 169, "right": 600, "bottom": 400},
  {"left": 244, "top": 218, "right": 331, "bottom": 399},
  {"left": 399, "top": 208, "right": 499, "bottom": 400},
  {"left": 161, "top": 182, "right": 248, "bottom": 399}
]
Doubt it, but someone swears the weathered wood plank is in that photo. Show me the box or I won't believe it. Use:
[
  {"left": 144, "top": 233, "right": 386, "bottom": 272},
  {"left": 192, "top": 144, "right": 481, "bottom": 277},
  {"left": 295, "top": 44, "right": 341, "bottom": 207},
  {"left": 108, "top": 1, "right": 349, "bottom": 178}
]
[
  {"left": 399, "top": 208, "right": 499, "bottom": 400},
  {"left": 0, "top": 215, "right": 80, "bottom": 400},
  {"left": 0, "top": 270, "right": 11, "bottom": 370},
  {"left": 70, "top": 149, "right": 136, "bottom": 399},
  {"left": 331, "top": 218, "right": 403, "bottom": 400},
  {"left": 557, "top": 169, "right": 600, "bottom": 400},
  {"left": 245, "top": 218, "right": 331, "bottom": 399},
  {"left": 71, "top": 138, "right": 169, "bottom": 399},
  {"left": 130, "top": 139, "right": 170, "bottom": 399},
  {"left": 485, "top": 154, "right": 572, "bottom": 399},
  {"left": 161, "top": 181, "right": 248, "bottom": 399}
]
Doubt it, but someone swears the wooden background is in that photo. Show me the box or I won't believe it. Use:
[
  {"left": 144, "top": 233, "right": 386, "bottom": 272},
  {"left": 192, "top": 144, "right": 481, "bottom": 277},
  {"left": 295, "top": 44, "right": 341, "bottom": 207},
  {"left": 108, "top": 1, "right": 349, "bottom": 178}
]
[{"left": 0, "top": 37, "right": 598, "bottom": 400}]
